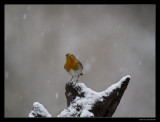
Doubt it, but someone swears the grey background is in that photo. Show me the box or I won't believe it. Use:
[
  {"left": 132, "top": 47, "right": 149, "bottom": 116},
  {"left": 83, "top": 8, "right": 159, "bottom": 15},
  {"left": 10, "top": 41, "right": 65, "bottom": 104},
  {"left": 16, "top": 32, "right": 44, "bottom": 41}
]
[{"left": 5, "top": 5, "right": 155, "bottom": 117}]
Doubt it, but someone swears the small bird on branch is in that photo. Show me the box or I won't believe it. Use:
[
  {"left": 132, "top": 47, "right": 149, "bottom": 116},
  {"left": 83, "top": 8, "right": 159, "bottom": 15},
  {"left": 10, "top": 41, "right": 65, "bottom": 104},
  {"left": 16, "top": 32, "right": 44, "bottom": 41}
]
[{"left": 64, "top": 54, "right": 83, "bottom": 82}]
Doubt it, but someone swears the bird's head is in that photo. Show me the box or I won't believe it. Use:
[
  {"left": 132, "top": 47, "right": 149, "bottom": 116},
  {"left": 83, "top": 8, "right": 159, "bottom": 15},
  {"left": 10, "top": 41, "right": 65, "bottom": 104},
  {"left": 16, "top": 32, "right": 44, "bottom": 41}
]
[{"left": 66, "top": 53, "right": 75, "bottom": 62}]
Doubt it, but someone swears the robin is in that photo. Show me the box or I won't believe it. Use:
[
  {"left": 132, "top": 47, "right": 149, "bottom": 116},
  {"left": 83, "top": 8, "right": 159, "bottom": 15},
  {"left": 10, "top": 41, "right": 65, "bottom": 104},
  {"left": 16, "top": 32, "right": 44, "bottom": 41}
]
[{"left": 64, "top": 53, "right": 83, "bottom": 82}]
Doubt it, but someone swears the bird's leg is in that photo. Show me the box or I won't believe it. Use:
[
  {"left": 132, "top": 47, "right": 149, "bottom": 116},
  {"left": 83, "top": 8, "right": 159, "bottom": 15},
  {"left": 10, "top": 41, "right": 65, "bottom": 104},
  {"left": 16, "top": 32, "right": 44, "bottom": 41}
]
[
  {"left": 70, "top": 76, "right": 73, "bottom": 81},
  {"left": 76, "top": 76, "right": 79, "bottom": 82}
]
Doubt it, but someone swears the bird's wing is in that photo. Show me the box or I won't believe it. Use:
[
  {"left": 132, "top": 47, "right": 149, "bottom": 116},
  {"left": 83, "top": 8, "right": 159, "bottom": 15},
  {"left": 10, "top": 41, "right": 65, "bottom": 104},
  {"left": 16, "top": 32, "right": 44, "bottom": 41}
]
[
  {"left": 71, "top": 54, "right": 76, "bottom": 60},
  {"left": 71, "top": 54, "right": 83, "bottom": 70},
  {"left": 78, "top": 61, "right": 83, "bottom": 70}
]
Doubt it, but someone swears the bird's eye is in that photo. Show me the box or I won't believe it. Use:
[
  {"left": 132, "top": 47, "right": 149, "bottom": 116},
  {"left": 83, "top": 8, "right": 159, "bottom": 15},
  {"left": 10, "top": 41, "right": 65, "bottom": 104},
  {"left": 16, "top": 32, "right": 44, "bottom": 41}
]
[{"left": 71, "top": 54, "right": 74, "bottom": 58}]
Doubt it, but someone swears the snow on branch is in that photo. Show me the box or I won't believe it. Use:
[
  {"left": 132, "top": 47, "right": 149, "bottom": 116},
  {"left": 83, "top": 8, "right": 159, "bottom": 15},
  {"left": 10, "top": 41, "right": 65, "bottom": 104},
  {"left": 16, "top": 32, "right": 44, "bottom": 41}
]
[
  {"left": 57, "top": 75, "right": 131, "bottom": 117},
  {"left": 28, "top": 75, "right": 131, "bottom": 117},
  {"left": 29, "top": 102, "right": 51, "bottom": 117}
]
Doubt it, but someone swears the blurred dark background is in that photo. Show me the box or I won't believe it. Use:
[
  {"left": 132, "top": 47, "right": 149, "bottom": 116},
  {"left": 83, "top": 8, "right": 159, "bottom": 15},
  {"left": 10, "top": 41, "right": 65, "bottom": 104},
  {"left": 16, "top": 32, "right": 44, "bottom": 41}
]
[{"left": 5, "top": 5, "right": 155, "bottom": 117}]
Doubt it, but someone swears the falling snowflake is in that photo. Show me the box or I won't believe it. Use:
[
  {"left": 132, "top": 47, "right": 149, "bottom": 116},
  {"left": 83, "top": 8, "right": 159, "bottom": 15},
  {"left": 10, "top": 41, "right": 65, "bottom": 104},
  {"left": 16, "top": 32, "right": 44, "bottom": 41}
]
[
  {"left": 23, "top": 14, "right": 27, "bottom": 20},
  {"left": 56, "top": 93, "right": 59, "bottom": 99},
  {"left": 139, "top": 60, "right": 142, "bottom": 65}
]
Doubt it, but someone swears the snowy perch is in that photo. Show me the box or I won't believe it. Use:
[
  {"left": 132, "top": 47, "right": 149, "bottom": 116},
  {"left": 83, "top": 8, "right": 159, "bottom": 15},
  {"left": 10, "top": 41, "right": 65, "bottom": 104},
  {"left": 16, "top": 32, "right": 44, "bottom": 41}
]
[
  {"left": 29, "top": 75, "right": 130, "bottom": 117},
  {"left": 58, "top": 75, "right": 131, "bottom": 117},
  {"left": 29, "top": 102, "right": 51, "bottom": 117}
]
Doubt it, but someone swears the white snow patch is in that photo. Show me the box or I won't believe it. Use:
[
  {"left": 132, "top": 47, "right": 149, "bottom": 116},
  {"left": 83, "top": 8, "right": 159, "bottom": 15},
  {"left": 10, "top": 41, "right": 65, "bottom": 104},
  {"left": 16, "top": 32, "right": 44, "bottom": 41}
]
[
  {"left": 80, "top": 109, "right": 94, "bottom": 117},
  {"left": 58, "top": 105, "right": 78, "bottom": 117},
  {"left": 56, "top": 93, "right": 59, "bottom": 99},
  {"left": 102, "top": 75, "right": 131, "bottom": 95},
  {"left": 29, "top": 102, "right": 51, "bottom": 117}
]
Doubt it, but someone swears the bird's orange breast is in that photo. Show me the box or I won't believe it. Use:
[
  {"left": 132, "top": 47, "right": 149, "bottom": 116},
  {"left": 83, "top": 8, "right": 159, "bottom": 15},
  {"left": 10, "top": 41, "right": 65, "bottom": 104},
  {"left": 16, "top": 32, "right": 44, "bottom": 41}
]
[{"left": 65, "top": 60, "right": 79, "bottom": 72}]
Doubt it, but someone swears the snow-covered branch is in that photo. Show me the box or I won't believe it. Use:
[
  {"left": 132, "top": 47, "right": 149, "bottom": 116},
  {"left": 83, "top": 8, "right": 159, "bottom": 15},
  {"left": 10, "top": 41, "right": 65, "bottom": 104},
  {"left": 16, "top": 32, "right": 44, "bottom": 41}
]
[
  {"left": 29, "top": 75, "right": 131, "bottom": 117},
  {"left": 29, "top": 102, "right": 51, "bottom": 117},
  {"left": 58, "top": 75, "right": 131, "bottom": 117}
]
